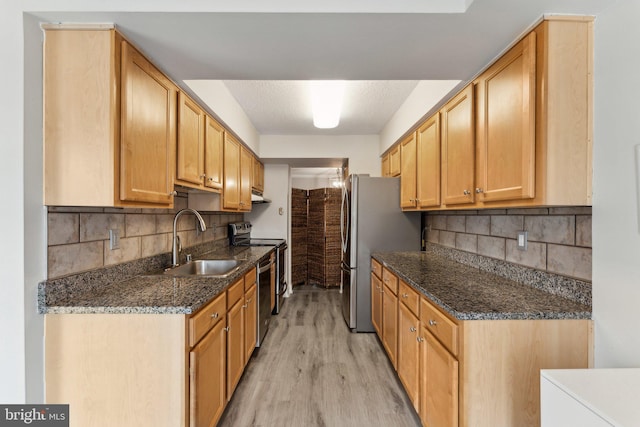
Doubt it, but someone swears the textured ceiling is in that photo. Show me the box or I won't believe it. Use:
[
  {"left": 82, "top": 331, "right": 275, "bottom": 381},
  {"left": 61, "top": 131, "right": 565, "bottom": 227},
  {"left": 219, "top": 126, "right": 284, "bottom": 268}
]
[{"left": 221, "top": 80, "right": 420, "bottom": 135}]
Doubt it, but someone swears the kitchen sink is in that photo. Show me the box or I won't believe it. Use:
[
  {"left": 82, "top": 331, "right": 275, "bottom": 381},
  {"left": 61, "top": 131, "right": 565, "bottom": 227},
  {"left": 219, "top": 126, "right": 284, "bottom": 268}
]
[{"left": 162, "top": 259, "right": 242, "bottom": 277}]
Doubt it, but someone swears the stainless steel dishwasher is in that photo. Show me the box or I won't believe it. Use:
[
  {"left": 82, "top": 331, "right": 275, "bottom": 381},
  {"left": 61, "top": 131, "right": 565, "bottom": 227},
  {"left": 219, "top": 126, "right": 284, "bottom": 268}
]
[{"left": 256, "top": 255, "right": 274, "bottom": 347}]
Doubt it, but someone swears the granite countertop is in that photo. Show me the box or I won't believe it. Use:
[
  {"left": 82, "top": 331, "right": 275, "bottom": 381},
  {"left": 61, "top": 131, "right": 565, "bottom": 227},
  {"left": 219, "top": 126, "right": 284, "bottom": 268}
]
[
  {"left": 40, "top": 246, "right": 273, "bottom": 315},
  {"left": 372, "top": 251, "right": 591, "bottom": 321}
]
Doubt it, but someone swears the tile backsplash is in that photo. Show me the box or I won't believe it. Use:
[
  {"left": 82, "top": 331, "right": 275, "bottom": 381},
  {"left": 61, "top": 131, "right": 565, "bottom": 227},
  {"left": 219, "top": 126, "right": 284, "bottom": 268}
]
[
  {"left": 423, "top": 207, "right": 592, "bottom": 282},
  {"left": 47, "top": 195, "right": 243, "bottom": 279}
]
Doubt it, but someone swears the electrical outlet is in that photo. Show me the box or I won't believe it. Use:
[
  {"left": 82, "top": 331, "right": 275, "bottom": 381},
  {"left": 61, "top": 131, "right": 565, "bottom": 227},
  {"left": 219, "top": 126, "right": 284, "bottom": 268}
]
[
  {"left": 517, "top": 231, "right": 528, "bottom": 251},
  {"left": 109, "top": 229, "right": 120, "bottom": 250}
]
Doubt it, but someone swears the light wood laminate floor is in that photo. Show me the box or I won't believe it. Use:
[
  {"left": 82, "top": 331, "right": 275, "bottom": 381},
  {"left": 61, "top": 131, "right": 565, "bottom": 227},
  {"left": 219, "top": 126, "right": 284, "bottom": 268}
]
[{"left": 219, "top": 285, "right": 421, "bottom": 426}]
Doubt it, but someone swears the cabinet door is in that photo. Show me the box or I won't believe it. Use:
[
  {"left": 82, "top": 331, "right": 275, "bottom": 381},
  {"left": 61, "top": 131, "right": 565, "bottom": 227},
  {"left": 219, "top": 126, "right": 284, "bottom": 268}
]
[
  {"left": 389, "top": 146, "right": 401, "bottom": 177},
  {"left": 441, "top": 85, "right": 475, "bottom": 206},
  {"left": 223, "top": 134, "right": 240, "bottom": 210},
  {"left": 381, "top": 154, "right": 391, "bottom": 177},
  {"left": 244, "top": 284, "right": 257, "bottom": 365},
  {"left": 371, "top": 273, "right": 383, "bottom": 337},
  {"left": 252, "top": 156, "right": 264, "bottom": 193},
  {"left": 417, "top": 113, "right": 441, "bottom": 208},
  {"left": 400, "top": 133, "right": 418, "bottom": 209},
  {"left": 475, "top": 32, "right": 536, "bottom": 203},
  {"left": 226, "top": 300, "right": 244, "bottom": 399},
  {"left": 190, "top": 320, "right": 226, "bottom": 427},
  {"left": 239, "top": 147, "right": 253, "bottom": 211},
  {"left": 204, "top": 115, "right": 224, "bottom": 190},
  {"left": 382, "top": 284, "right": 398, "bottom": 369},
  {"left": 177, "top": 92, "right": 205, "bottom": 186},
  {"left": 120, "top": 40, "right": 176, "bottom": 205},
  {"left": 398, "top": 302, "right": 420, "bottom": 411},
  {"left": 421, "top": 327, "right": 458, "bottom": 427}
]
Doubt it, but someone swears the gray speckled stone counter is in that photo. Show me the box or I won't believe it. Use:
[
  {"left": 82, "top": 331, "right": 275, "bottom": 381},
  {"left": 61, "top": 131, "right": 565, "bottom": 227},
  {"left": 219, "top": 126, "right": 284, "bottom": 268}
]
[
  {"left": 372, "top": 251, "right": 591, "bottom": 321},
  {"left": 40, "top": 246, "right": 273, "bottom": 315}
]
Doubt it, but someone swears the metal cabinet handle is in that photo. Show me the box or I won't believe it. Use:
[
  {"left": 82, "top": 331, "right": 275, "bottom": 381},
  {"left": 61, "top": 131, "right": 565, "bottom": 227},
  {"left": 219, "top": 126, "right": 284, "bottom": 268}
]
[
  {"left": 475, "top": 188, "right": 483, "bottom": 193},
  {"left": 417, "top": 337, "right": 424, "bottom": 343},
  {"left": 463, "top": 189, "right": 470, "bottom": 195},
  {"left": 409, "top": 327, "right": 416, "bottom": 332},
  {"left": 210, "top": 312, "right": 219, "bottom": 319},
  {"left": 429, "top": 319, "right": 437, "bottom": 326}
]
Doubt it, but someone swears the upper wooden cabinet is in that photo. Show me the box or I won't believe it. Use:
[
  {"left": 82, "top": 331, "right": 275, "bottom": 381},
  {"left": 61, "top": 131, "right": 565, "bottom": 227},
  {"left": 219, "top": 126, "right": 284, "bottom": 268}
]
[
  {"left": 204, "top": 116, "right": 224, "bottom": 191},
  {"left": 176, "top": 91, "right": 205, "bottom": 187},
  {"left": 389, "top": 145, "right": 401, "bottom": 177},
  {"left": 474, "top": 32, "right": 536, "bottom": 203},
  {"left": 441, "top": 84, "right": 476, "bottom": 206},
  {"left": 223, "top": 133, "right": 241, "bottom": 210},
  {"left": 240, "top": 147, "right": 253, "bottom": 211},
  {"left": 417, "top": 113, "right": 441, "bottom": 208},
  {"left": 400, "top": 133, "right": 418, "bottom": 209},
  {"left": 252, "top": 156, "right": 264, "bottom": 194},
  {"left": 44, "top": 28, "right": 176, "bottom": 208},
  {"left": 381, "top": 153, "right": 391, "bottom": 177}
]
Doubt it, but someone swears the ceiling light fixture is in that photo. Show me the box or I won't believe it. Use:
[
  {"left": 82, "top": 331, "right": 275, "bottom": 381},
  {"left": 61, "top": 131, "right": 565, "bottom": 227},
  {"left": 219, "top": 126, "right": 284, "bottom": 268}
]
[{"left": 310, "top": 80, "right": 346, "bottom": 129}]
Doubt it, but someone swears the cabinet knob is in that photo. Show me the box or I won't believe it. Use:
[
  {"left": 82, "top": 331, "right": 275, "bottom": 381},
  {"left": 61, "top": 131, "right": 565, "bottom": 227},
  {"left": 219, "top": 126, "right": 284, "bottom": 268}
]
[
  {"left": 208, "top": 177, "right": 214, "bottom": 182},
  {"left": 210, "top": 312, "right": 219, "bottom": 319},
  {"left": 417, "top": 337, "right": 424, "bottom": 343},
  {"left": 242, "top": 303, "right": 248, "bottom": 309},
  {"left": 475, "top": 188, "right": 484, "bottom": 194},
  {"left": 169, "top": 190, "right": 178, "bottom": 196},
  {"left": 463, "top": 189, "right": 470, "bottom": 195},
  {"left": 402, "top": 293, "right": 409, "bottom": 298},
  {"left": 200, "top": 174, "right": 206, "bottom": 179},
  {"left": 409, "top": 327, "right": 416, "bottom": 333},
  {"left": 429, "top": 319, "right": 437, "bottom": 326},
  {"left": 224, "top": 326, "right": 230, "bottom": 332}
]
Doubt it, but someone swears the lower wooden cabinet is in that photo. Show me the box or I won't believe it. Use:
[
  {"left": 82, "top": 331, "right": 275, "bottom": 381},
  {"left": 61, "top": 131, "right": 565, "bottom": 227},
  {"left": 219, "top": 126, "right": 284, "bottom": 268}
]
[
  {"left": 370, "top": 258, "right": 592, "bottom": 427},
  {"left": 371, "top": 272, "right": 383, "bottom": 336},
  {"left": 398, "top": 301, "right": 420, "bottom": 411},
  {"left": 381, "top": 282, "right": 398, "bottom": 369},
  {"left": 244, "top": 283, "right": 257, "bottom": 365},
  {"left": 190, "top": 318, "right": 227, "bottom": 427},
  {"left": 226, "top": 283, "right": 245, "bottom": 399}
]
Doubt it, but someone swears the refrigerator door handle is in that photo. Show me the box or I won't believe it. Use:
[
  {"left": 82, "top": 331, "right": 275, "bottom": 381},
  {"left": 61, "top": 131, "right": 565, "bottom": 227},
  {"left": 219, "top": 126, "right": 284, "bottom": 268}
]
[{"left": 340, "top": 186, "right": 349, "bottom": 253}]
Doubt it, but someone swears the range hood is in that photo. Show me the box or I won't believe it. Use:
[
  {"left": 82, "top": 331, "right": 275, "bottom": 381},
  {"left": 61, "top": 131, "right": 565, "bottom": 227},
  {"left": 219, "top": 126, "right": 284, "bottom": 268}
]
[{"left": 251, "top": 193, "right": 271, "bottom": 204}]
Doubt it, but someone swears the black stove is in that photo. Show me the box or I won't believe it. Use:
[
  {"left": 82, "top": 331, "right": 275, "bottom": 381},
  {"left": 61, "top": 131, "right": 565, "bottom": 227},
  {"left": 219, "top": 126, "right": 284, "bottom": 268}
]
[{"left": 229, "top": 222, "right": 287, "bottom": 314}]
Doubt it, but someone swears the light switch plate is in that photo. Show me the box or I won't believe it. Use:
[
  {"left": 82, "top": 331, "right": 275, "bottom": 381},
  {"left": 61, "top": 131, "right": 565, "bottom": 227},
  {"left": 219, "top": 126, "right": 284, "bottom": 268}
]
[
  {"left": 517, "top": 231, "right": 528, "bottom": 251},
  {"left": 109, "top": 229, "right": 120, "bottom": 250}
]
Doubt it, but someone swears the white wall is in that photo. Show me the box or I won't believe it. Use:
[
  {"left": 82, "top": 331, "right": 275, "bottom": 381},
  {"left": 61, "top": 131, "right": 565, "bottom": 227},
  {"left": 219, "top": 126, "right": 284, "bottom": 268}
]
[
  {"left": 592, "top": 1, "right": 640, "bottom": 368},
  {"left": 246, "top": 164, "right": 290, "bottom": 240},
  {"left": 379, "top": 80, "right": 461, "bottom": 152},
  {"left": 184, "top": 80, "right": 260, "bottom": 153},
  {"left": 260, "top": 135, "right": 380, "bottom": 176},
  {"left": 1, "top": 2, "right": 27, "bottom": 403}
]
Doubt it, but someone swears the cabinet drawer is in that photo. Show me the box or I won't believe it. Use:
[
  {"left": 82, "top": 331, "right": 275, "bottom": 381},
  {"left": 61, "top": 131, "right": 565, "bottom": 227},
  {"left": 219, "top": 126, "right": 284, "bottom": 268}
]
[
  {"left": 421, "top": 297, "right": 458, "bottom": 357},
  {"left": 228, "top": 278, "right": 244, "bottom": 308},
  {"left": 244, "top": 267, "right": 256, "bottom": 291},
  {"left": 371, "top": 259, "right": 382, "bottom": 279},
  {"left": 382, "top": 268, "right": 398, "bottom": 295},
  {"left": 399, "top": 280, "right": 420, "bottom": 317},
  {"left": 189, "top": 292, "right": 226, "bottom": 348}
]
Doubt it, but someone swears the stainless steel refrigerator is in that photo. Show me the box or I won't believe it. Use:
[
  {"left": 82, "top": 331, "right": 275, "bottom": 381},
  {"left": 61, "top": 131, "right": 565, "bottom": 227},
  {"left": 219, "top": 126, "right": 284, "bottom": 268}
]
[{"left": 340, "top": 174, "right": 421, "bottom": 332}]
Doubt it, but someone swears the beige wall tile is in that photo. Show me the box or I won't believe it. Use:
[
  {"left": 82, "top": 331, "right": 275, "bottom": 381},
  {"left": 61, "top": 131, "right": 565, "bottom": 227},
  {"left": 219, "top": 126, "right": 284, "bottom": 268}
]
[
  {"left": 104, "top": 237, "right": 141, "bottom": 266},
  {"left": 80, "top": 213, "right": 125, "bottom": 242},
  {"left": 447, "top": 216, "right": 466, "bottom": 232},
  {"left": 576, "top": 215, "right": 592, "bottom": 248},
  {"left": 525, "top": 215, "right": 575, "bottom": 245},
  {"left": 466, "top": 216, "right": 490, "bottom": 235},
  {"left": 491, "top": 215, "right": 524, "bottom": 239},
  {"left": 427, "top": 229, "right": 440, "bottom": 244},
  {"left": 177, "top": 214, "right": 199, "bottom": 232},
  {"left": 547, "top": 244, "right": 592, "bottom": 281},
  {"left": 126, "top": 214, "right": 157, "bottom": 237},
  {"left": 505, "top": 240, "right": 546, "bottom": 270},
  {"left": 478, "top": 235, "right": 506, "bottom": 260},
  {"left": 141, "top": 233, "right": 170, "bottom": 258},
  {"left": 48, "top": 213, "right": 79, "bottom": 246},
  {"left": 157, "top": 214, "right": 174, "bottom": 233},
  {"left": 48, "top": 241, "right": 103, "bottom": 278},
  {"left": 455, "top": 233, "right": 477, "bottom": 253},
  {"left": 439, "top": 231, "right": 456, "bottom": 248},
  {"left": 431, "top": 215, "right": 447, "bottom": 230}
]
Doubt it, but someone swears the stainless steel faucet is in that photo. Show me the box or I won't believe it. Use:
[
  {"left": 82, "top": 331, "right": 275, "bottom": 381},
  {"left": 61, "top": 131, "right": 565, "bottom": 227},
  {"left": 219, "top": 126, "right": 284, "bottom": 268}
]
[{"left": 172, "top": 208, "right": 207, "bottom": 267}]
